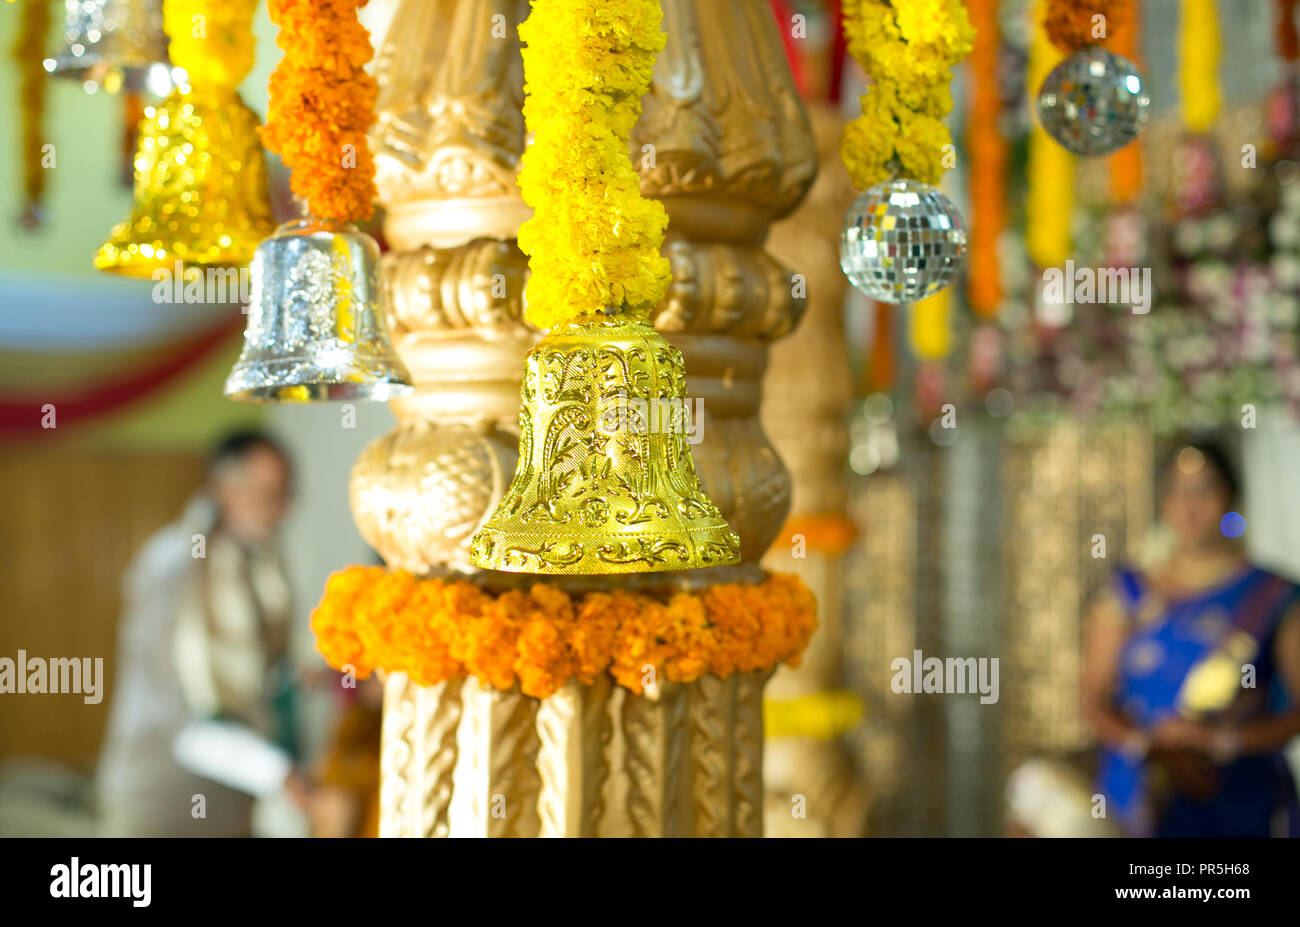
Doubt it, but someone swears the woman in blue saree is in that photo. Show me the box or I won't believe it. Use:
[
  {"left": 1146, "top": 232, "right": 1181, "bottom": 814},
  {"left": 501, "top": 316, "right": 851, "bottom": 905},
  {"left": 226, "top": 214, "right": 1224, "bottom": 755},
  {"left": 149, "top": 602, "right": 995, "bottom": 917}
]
[{"left": 1083, "top": 442, "right": 1300, "bottom": 837}]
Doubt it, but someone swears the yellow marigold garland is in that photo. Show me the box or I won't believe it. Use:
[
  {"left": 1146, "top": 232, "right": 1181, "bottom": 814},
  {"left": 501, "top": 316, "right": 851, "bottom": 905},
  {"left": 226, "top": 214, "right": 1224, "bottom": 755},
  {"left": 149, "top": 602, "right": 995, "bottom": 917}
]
[
  {"left": 261, "top": 0, "right": 378, "bottom": 223},
  {"left": 1027, "top": 0, "right": 1073, "bottom": 268},
  {"left": 11, "top": 0, "right": 50, "bottom": 217},
  {"left": 164, "top": 0, "right": 258, "bottom": 92},
  {"left": 1180, "top": 0, "right": 1220, "bottom": 133},
  {"left": 840, "top": 0, "right": 974, "bottom": 189},
  {"left": 515, "top": 0, "right": 672, "bottom": 329},
  {"left": 311, "top": 567, "right": 818, "bottom": 699}
]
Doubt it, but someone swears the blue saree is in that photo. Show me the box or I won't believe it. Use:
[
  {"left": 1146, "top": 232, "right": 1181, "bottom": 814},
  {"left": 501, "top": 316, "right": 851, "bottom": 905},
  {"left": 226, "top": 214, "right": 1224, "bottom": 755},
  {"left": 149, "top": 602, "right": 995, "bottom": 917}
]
[{"left": 1097, "top": 564, "right": 1300, "bottom": 837}]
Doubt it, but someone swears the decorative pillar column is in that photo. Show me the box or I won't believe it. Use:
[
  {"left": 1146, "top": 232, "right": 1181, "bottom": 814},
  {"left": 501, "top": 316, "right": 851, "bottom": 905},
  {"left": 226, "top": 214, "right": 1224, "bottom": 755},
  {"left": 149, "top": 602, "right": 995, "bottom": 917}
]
[
  {"left": 352, "top": 0, "right": 815, "bottom": 838},
  {"left": 759, "top": 104, "right": 870, "bottom": 837}
]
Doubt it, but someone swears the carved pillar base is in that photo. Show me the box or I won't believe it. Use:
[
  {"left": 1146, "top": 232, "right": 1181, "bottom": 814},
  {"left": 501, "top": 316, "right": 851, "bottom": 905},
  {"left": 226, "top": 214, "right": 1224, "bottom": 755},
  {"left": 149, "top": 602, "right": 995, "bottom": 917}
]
[{"left": 378, "top": 670, "right": 771, "bottom": 837}]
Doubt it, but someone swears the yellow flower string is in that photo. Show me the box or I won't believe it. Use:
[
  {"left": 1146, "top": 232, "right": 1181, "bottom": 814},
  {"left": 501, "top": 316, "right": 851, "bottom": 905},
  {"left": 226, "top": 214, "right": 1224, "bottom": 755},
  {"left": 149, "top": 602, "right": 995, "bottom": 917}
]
[
  {"left": 515, "top": 0, "right": 671, "bottom": 328},
  {"left": 840, "top": 0, "right": 974, "bottom": 189},
  {"left": 1180, "top": 0, "right": 1220, "bottom": 132},
  {"left": 311, "top": 566, "right": 818, "bottom": 699},
  {"left": 163, "top": 0, "right": 258, "bottom": 93},
  {"left": 910, "top": 288, "right": 952, "bottom": 360},
  {"left": 11, "top": 0, "right": 50, "bottom": 217},
  {"left": 1027, "top": 0, "right": 1074, "bottom": 268}
]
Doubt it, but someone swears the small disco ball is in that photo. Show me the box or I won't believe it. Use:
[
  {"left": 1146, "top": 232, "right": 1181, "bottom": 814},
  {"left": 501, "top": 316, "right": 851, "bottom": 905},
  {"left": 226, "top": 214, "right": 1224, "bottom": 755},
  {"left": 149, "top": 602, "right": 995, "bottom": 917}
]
[
  {"left": 839, "top": 179, "right": 967, "bottom": 303},
  {"left": 1037, "top": 46, "right": 1150, "bottom": 157}
]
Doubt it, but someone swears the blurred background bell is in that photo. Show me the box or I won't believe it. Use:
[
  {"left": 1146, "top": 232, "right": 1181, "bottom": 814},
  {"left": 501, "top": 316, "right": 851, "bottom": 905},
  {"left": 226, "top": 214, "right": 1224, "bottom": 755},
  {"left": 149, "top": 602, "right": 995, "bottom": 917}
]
[
  {"left": 469, "top": 315, "right": 741, "bottom": 575},
  {"left": 94, "top": 87, "right": 275, "bottom": 276},
  {"left": 840, "top": 179, "right": 968, "bottom": 304},
  {"left": 1036, "top": 47, "right": 1151, "bottom": 157},
  {"left": 224, "top": 219, "right": 415, "bottom": 404},
  {"left": 44, "top": 0, "right": 177, "bottom": 96}
]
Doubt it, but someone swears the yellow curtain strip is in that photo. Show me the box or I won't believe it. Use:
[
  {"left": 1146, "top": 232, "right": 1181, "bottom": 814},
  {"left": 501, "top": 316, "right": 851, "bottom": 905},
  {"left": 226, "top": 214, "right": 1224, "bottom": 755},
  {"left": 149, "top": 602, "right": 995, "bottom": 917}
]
[
  {"left": 1180, "top": 0, "right": 1221, "bottom": 132},
  {"left": 910, "top": 287, "right": 952, "bottom": 360},
  {"left": 1027, "top": 0, "right": 1074, "bottom": 268}
]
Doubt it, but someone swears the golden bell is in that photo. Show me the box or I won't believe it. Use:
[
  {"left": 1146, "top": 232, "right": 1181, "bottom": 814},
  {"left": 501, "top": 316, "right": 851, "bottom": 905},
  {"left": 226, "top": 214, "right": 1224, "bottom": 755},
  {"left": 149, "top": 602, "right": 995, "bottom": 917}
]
[
  {"left": 469, "top": 314, "right": 741, "bottom": 575},
  {"left": 223, "top": 218, "right": 415, "bottom": 404},
  {"left": 94, "top": 86, "right": 274, "bottom": 277},
  {"left": 44, "top": 0, "right": 172, "bottom": 94}
]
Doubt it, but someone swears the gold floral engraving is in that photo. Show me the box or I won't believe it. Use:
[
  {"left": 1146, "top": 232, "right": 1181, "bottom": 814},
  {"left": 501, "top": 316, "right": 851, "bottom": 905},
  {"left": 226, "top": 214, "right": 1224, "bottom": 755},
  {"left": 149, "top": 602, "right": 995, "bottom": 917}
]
[{"left": 471, "top": 315, "right": 740, "bottom": 574}]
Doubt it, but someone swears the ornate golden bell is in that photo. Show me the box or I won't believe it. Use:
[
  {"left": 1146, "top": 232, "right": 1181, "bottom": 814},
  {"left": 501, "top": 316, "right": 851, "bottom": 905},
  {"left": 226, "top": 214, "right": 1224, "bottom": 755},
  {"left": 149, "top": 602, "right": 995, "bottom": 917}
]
[
  {"left": 94, "top": 87, "right": 274, "bottom": 276},
  {"left": 44, "top": 0, "right": 172, "bottom": 94},
  {"left": 224, "top": 218, "right": 415, "bottom": 404},
  {"left": 469, "top": 314, "right": 741, "bottom": 575}
]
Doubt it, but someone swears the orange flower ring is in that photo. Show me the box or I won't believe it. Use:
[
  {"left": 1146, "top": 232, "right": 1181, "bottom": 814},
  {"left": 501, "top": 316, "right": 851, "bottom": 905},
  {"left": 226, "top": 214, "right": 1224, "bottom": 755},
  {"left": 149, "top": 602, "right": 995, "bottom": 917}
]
[{"left": 311, "top": 567, "right": 819, "bottom": 699}]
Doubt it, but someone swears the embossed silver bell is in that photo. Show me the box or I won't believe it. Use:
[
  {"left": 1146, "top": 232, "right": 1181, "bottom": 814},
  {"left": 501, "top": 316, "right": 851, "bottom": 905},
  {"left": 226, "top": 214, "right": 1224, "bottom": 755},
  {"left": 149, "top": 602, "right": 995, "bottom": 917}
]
[
  {"left": 224, "top": 219, "right": 415, "bottom": 404},
  {"left": 44, "top": 0, "right": 173, "bottom": 94}
]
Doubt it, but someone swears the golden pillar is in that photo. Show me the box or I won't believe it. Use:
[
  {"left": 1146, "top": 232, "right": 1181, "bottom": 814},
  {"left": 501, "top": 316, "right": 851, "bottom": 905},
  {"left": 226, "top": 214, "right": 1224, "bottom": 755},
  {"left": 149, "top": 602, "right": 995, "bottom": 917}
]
[
  {"left": 353, "top": 0, "right": 815, "bottom": 837},
  {"left": 759, "top": 104, "right": 870, "bottom": 836}
]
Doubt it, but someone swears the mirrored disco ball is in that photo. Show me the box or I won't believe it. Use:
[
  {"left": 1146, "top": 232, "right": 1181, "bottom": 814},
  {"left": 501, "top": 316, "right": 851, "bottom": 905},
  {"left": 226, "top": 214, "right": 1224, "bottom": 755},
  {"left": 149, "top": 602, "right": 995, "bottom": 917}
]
[
  {"left": 839, "top": 179, "right": 968, "bottom": 303},
  {"left": 1037, "top": 47, "right": 1150, "bottom": 157}
]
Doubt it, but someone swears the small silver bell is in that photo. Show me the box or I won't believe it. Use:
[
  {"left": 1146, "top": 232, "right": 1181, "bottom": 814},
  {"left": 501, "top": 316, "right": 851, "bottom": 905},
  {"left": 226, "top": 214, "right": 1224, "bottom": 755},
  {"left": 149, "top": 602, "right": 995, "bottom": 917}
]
[
  {"left": 44, "top": 0, "right": 171, "bottom": 94},
  {"left": 224, "top": 219, "right": 415, "bottom": 404}
]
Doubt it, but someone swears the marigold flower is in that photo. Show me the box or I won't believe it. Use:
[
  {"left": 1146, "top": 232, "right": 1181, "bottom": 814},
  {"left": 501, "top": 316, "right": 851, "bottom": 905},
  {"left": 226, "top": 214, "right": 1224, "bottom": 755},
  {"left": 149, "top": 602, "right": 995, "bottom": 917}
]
[
  {"left": 1044, "top": 0, "right": 1130, "bottom": 54},
  {"left": 841, "top": 0, "right": 972, "bottom": 189},
  {"left": 309, "top": 567, "right": 817, "bottom": 696},
  {"left": 261, "top": 0, "right": 377, "bottom": 223},
  {"left": 515, "top": 0, "right": 671, "bottom": 328}
]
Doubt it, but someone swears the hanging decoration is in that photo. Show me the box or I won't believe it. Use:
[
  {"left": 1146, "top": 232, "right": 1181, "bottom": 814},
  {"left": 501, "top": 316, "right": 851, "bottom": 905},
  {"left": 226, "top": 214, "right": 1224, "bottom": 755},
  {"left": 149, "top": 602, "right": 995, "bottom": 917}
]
[
  {"left": 1180, "top": 0, "right": 1220, "bottom": 133},
  {"left": 43, "top": 0, "right": 172, "bottom": 95},
  {"left": 1168, "top": 0, "right": 1221, "bottom": 217},
  {"left": 1279, "top": 0, "right": 1300, "bottom": 64},
  {"left": 863, "top": 301, "right": 895, "bottom": 394},
  {"left": 95, "top": 0, "right": 275, "bottom": 276},
  {"left": 1035, "top": 0, "right": 1150, "bottom": 156},
  {"left": 224, "top": 0, "right": 413, "bottom": 404},
  {"left": 1027, "top": 2, "right": 1074, "bottom": 270},
  {"left": 966, "top": 0, "right": 1005, "bottom": 319},
  {"left": 1269, "top": 0, "right": 1300, "bottom": 150},
  {"left": 468, "top": 0, "right": 739, "bottom": 576},
  {"left": 1109, "top": 4, "right": 1143, "bottom": 203},
  {"left": 910, "top": 288, "right": 952, "bottom": 361},
  {"left": 837, "top": 0, "right": 972, "bottom": 304},
  {"left": 12, "top": 0, "right": 51, "bottom": 230},
  {"left": 311, "top": 566, "right": 817, "bottom": 699}
]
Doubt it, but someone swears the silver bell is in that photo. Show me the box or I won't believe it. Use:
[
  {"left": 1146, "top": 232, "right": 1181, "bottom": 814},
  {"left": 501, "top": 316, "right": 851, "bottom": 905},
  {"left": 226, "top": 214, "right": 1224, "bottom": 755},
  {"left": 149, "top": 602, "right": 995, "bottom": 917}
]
[
  {"left": 224, "top": 219, "right": 415, "bottom": 404},
  {"left": 43, "top": 0, "right": 172, "bottom": 94}
]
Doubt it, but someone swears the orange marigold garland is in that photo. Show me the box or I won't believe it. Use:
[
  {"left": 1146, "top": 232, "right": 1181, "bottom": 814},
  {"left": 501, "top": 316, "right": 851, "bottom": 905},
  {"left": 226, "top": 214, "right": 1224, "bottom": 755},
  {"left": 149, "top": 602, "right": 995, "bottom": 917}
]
[
  {"left": 311, "top": 567, "right": 819, "bottom": 699},
  {"left": 1044, "top": 0, "right": 1130, "bottom": 53},
  {"left": 778, "top": 513, "right": 860, "bottom": 557},
  {"left": 261, "top": 0, "right": 378, "bottom": 223},
  {"left": 1109, "top": 3, "right": 1143, "bottom": 203},
  {"left": 966, "top": 0, "right": 1005, "bottom": 319}
]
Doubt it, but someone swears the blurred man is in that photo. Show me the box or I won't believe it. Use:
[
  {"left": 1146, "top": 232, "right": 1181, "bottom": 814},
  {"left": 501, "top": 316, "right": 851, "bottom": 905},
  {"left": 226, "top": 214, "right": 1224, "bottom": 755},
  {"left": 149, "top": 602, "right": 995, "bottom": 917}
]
[{"left": 96, "top": 431, "right": 295, "bottom": 837}]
